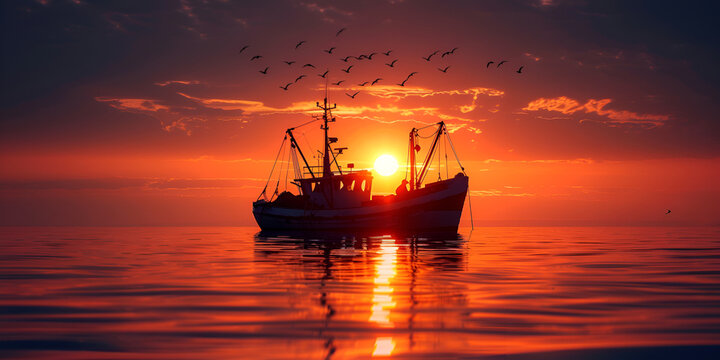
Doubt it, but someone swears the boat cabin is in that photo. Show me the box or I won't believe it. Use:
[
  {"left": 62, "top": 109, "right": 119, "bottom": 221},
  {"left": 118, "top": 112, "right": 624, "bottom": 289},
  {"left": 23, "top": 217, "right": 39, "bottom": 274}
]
[{"left": 297, "top": 170, "right": 372, "bottom": 209}]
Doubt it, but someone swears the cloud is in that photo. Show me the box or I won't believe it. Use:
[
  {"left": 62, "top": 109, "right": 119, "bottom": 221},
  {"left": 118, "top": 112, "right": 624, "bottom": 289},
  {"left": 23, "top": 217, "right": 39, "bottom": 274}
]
[
  {"left": 95, "top": 96, "right": 203, "bottom": 135},
  {"left": 299, "top": 2, "right": 353, "bottom": 23},
  {"left": 524, "top": 96, "right": 670, "bottom": 127},
  {"left": 95, "top": 97, "right": 169, "bottom": 112},
  {"left": 0, "top": 177, "right": 265, "bottom": 191},
  {"left": 154, "top": 80, "right": 202, "bottom": 87}
]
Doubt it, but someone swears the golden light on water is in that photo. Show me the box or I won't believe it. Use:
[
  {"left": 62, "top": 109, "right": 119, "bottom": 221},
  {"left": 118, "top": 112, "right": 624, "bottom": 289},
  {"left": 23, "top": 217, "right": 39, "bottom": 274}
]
[{"left": 370, "top": 238, "right": 398, "bottom": 356}]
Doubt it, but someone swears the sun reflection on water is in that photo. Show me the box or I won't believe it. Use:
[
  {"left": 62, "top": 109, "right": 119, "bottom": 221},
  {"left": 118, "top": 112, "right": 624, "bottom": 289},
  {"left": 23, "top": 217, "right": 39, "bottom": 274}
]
[{"left": 370, "top": 237, "right": 398, "bottom": 356}]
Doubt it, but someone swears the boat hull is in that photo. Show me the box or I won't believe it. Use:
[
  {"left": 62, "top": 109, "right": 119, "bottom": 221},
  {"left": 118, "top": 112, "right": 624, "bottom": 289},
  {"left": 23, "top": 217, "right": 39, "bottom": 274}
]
[{"left": 253, "top": 175, "right": 468, "bottom": 233}]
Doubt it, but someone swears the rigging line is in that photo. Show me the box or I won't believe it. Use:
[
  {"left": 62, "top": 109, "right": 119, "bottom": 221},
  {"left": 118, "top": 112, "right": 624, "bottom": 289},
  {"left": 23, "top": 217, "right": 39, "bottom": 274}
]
[
  {"left": 416, "top": 128, "right": 439, "bottom": 139},
  {"left": 284, "top": 142, "right": 290, "bottom": 191},
  {"left": 468, "top": 179, "right": 475, "bottom": 230},
  {"left": 444, "top": 130, "right": 449, "bottom": 179},
  {"left": 444, "top": 126, "right": 466, "bottom": 174},
  {"left": 274, "top": 137, "right": 290, "bottom": 200},
  {"left": 405, "top": 137, "right": 410, "bottom": 180},
  {"left": 292, "top": 117, "right": 322, "bottom": 130},
  {"left": 437, "top": 131, "right": 442, "bottom": 181},
  {"left": 258, "top": 135, "right": 287, "bottom": 201}
]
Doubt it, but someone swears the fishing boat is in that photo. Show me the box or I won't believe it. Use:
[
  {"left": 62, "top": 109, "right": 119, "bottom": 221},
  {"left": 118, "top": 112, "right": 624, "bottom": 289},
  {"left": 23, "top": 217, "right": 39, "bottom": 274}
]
[{"left": 252, "top": 96, "right": 470, "bottom": 233}]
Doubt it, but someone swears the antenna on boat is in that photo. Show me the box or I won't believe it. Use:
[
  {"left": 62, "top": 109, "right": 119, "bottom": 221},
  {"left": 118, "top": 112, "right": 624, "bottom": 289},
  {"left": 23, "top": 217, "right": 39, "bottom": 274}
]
[{"left": 316, "top": 78, "right": 336, "bottom": 178}]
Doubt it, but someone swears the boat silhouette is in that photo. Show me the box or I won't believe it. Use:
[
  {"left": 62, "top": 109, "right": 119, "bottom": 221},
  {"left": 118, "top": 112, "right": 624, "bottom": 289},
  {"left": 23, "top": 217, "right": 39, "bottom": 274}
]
[{"left": 253, "top": 96, "right": 469, "bottom": 233}]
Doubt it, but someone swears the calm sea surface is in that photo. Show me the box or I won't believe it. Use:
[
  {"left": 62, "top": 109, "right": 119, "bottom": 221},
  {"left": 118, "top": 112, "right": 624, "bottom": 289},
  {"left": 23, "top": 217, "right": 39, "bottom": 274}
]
[{"left": 1, "top": 226, "right": 720, "bottom": 359}]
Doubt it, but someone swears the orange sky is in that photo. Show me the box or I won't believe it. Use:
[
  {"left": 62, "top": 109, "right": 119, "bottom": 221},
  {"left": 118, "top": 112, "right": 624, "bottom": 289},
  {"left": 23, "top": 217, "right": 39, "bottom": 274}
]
[{"left": 1, "top": 0, "right": 719, "bottom": 226}]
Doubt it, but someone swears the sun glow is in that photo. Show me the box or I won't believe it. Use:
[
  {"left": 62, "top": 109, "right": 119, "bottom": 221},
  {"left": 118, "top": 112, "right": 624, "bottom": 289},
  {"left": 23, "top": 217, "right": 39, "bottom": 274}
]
[{"left": 373, "top": 154, "right": 399, "bottom": 176}]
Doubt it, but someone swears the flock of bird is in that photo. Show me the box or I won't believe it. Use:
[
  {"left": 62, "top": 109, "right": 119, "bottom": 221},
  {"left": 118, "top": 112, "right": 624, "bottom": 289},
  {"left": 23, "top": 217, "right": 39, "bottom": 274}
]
[{"left": 237, "top": 27, "right": 525, "bottom": 98}]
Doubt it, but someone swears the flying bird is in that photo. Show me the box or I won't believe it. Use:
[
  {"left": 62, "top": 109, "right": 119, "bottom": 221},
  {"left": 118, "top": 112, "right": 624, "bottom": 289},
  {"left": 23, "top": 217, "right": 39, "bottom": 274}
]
[
  {"left": 486, "top": 61, "right": 494, "bottom": 68},
  {"left": 371, "top": 78, "right": 382, "bottom": 85},
  {"left": 516, "top": 66, "right": 524, "bottom": 74},
  {"left": 422, "top": 50, "right": 439, "bottom": 61},
  {"left": 341, "top": 65, "right": 353, "bottom": 73},
  {"left": 295, "top": 40, "right": 306, "bottom": 49},
  {"left": 340, "top": 56, "right": 352, "bottom": 62},
  {"left": 250, "top": 55, "right": 262, "bottom": 61},
  {"left": 336, "top": 27, "right": 346, "bottom": 36},
  {"left": 332, "top": 80, "right": 345, "bottom": 86},
  {"left": 238, "top": 45, "right": 249, "bottom": 54},
  {"left": 442, "top": 47, "right": 458, "bottom": 57},
  {"left": 383, "top": 50, "right": 393, "bottom": 56},
  {"left": 324, "top": 47, "right": 336, "bottom": 54},
  {"left": 358, "top": 81, "right": 369, "bottom": 86},
  {"left": 318, "top": 70, "right": 329, "bottom": 78},
  {"left": 497, "top": 60, "right": 508, "bottom": 68},
  {"left": 303, "top": 63, "right": 315, "bottom": 68},
  {"left": 294, "top": 74, "right": 306, "bottom": 82},
  {"left": 385, "top": 59, "right": 398, "bottom": 67},
  {"left": 280, "top": 83, "right": 292, "bottom": 90},
  {"left": 346, "top": 91, "right": 359, "bottom": 99},
  {"left": 438, "top": 66, "right": 450, "bottom": 73},
  {"left": 259, "top": 67, "right": 269, "bottom": 74},
  {"left": 284, "top": 60, "right": 296, "bottom": 66}
]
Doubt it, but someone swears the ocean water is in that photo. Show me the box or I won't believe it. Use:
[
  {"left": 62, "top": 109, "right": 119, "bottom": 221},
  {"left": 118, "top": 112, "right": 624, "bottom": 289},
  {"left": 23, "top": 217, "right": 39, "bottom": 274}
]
[{"left": 1, "top": 226, "right": 719, "bottom": 359}]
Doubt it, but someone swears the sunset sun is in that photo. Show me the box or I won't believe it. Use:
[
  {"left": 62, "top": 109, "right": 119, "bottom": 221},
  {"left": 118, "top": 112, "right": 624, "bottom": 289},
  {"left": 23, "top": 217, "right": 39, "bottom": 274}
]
[{"left": 373, "top": 154, "right": 399, "bottom": 176}]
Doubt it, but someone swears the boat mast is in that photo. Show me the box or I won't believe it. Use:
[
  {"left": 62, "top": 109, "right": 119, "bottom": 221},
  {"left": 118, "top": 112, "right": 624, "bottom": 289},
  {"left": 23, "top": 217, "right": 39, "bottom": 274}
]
[
  {"left": 409, "top": 128, "right": 416, "bottom": 191},
  {"left": 316, "top": 82, "right": 336, "bottom": 178}
]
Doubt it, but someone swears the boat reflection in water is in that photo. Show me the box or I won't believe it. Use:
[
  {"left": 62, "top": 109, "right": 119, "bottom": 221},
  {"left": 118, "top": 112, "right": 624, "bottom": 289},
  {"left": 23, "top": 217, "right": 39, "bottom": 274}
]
[{"left": 254, "top": 230, "right": 467, "bottom": 358}]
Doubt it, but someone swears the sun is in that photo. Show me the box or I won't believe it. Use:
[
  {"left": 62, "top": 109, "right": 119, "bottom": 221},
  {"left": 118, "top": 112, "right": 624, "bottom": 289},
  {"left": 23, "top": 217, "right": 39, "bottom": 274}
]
[{"left": 374, "top": 154, "right": 399, "bottom": 176}]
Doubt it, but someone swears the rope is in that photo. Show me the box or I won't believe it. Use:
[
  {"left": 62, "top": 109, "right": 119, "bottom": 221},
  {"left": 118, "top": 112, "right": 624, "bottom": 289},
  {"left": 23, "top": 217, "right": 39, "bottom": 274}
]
[
  {"left": 292, "top": 117, "right": 321, "bottom": 130},
  {"left": 444, "top": 131, "right": 449, "bottom": 179},
  {"left": 467, "top": 179, "right": 474, "bottom": 230},
  {"left": 444, "top": 126, "right": 466, "bottom": 175},
  {"left": 258, "top": 135, "right": 287, "bottom": 201}
]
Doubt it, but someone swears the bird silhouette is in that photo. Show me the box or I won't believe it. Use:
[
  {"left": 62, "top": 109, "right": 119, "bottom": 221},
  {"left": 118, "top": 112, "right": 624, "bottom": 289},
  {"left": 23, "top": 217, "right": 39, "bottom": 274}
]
[
  {"left": 259, "top": 67, "right": 269, "bottom": 74},
  {"left": 318, "top": 70, "right": 329, "bottom": 78},
  {"left": 295, "top": 40, "right": 306, "bottom": 49},
  {"left": 367, "top": 52, "right": 379, "bottom": 60},
  {"left": 398, "top": 78, "right": 409, "bottom": 86},
  {"left": 238, "top": 45, "right": 249, "bottom": 54},
  {"left": 336, "top": 28, "right": 346, "bottom": 37},
  {"left": 250, "top": 55, "right": 262, "bottom": 61},
  {"left": 371, "top": 78, "right": 382, "bottom": 85},
  {"left": 284, "top": 60, "right": 295, "bottom": 66},
  {"left": 497, "top": 60, "right": 508, "bottom": 68},
  {"left": 324, "top": 47, "right": 336, "bottom": 54},
  {"left": 303, "top": 63, "right": 315, "bottom": 68},
  {"left": 341, "top": 65, "right": 353, "bottom": 73},
  {"left": 346, "top": 91, "right": 359, "bottom": 99},
  {"left": 486, "top": 61, "right": 494, "bottom": 68},
  {"left": 294, "top": 74, "right": 306, "bottom": 83},
  {"left": 385, "top": 59, "right": 398, "bottom": 67},
  {"left": 516, "top": 66, "right": 524, "bottom": 74},
  {"left": 665, "top": 209, "right": 672, "bottom": 214},
  {"left": 358, "top": 81, "right": 369, "bottom": 86},
  {"left": 280, "top": 83, "right": 292, "bottom": 90},
  {"left": 422, "top": 51, "right": 439, "bottom": 61},
  {"left": 438, "top": 66, "right": 450, "bottom": 73},
  {"left": 442, "top": 47, "right": 458, "bottom": 57},
  {"left": 340, "top": 56, "right": 352, "bottom": 62},
  {"left": 332, "top": 80, "right": 345, "bottom": 86},
  {"left": 383, "top": 50, "right": 393, "bottom": 56}
]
